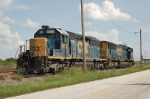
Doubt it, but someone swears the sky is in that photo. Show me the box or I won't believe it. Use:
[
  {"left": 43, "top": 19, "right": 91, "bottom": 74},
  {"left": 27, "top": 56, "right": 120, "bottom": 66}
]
[{"left": 0, "top": 0, "right": 150, "bottom": 60}]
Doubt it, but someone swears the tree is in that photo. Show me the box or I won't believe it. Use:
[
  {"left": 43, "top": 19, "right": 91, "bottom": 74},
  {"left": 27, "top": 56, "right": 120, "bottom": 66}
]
[{"left": 0, "top": 59, "right": 3, "bottom": 62}]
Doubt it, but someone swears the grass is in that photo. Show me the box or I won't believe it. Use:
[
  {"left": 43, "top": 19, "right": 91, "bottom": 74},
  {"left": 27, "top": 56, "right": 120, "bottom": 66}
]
[
  {"left": 0, "top": 64, "right": 150, "bottom": 99},
  {"left": 10, "top": 74, "right": 23, "bottom": 81},
  {"left": 0, "top": 58, "right": 16, "bottom": 68}
]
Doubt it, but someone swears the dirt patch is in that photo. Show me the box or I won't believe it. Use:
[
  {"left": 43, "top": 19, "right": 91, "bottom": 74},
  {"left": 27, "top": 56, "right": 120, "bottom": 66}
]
[{"left": 0, "top": 73, "right": 52, "bottom": 86}]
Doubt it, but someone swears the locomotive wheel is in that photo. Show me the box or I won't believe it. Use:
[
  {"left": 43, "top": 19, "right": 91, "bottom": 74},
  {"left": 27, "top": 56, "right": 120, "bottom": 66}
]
[
  {"left": 114, "top": 62, "right": 119, "bottom": 69},
  {"left": 100, "top": 63, "right": 104, "bottom": 70},
  {"left": 128, "top": 62, "right": 131, "bottom": 67},
  {"left": 17, "top": 66, "right": 26, "bottom": 74},
  {"left": 52, "top": 68, "right": 56, "bottom": 75}
]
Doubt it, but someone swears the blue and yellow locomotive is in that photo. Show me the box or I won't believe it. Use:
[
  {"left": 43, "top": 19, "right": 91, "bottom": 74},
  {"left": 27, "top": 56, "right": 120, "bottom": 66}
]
[
  {"left": 16, "top": 25, "right": 134, "bottom": 74},
  {"left": 100, "top": 41, "right": 134, "bottom": 68}
]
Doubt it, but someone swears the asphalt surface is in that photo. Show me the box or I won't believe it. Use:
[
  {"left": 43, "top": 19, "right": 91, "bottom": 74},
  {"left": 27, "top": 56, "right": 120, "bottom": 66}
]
[{"left": 7, "top": 70, "right": 150, "bottom": 99}]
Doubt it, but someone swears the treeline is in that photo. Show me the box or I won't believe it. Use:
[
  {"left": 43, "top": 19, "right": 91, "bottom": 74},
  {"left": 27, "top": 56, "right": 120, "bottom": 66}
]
[{"left": 0, "top": 58, "right": 16, "bottom": 67}]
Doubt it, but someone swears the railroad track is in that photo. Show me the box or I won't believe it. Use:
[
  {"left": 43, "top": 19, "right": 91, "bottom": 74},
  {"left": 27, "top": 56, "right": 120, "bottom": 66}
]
[
  {"left": 22, "top": 73, "right": 53, "bottom": 78},
  {"left": 0, "top": 68, "right": 16, "bottom": 73},
  {"left": 0, "top": 67, "right": 55, "bottom": 80}
]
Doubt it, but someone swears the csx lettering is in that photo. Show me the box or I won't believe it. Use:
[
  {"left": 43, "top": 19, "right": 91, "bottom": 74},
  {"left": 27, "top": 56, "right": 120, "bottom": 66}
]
[
  {"left": 78, "top": 41, "right": 89, "bottom": 53},
  {"left": 117, "top": 48, "right": 122, "bottom": 56},
  {"left": 62, "top": 44, "right": 68, "bottom": 49}
]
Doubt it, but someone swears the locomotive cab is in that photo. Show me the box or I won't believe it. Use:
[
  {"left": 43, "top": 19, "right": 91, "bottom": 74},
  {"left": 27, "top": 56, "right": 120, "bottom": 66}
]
[{"left": 34, "top": 26, "right": 69, "bottom": 57}]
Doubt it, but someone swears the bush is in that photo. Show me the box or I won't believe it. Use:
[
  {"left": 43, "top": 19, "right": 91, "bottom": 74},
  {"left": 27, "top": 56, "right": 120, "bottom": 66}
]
[
  {"left": 0, "top": 57, "right": 16, "bottom": 67},
  {"left": 0, "top": 59, "right": 3, "bottom": 62}
]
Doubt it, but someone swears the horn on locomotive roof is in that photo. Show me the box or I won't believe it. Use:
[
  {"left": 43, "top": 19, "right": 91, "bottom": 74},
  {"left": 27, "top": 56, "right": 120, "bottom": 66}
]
[
  {"left": 45, "top": 25, "right": 49, "bottom": 29},
  {"left": 42, "top": 25, "right": 50, "bottom": 29},
  {"left": 42, "top": 25, "right": 45, "bottom": 29}
]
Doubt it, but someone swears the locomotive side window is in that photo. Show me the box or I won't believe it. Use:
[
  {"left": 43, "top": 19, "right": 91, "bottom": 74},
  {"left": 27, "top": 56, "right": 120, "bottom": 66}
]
[
  {"left": 62, "top": 35, "right": 64, "bottom": 42},
  {"left": 39, "top": 30, "right": 44, "bottom": 34},
  {"left": 64, "top": 36, "right": 67, "bottom": 43},
  {"left": 66, "top": 36, "right": 68, "bottom": 43},
  {"left": 110, "top": 49, "right": 111, "bottom": 55},
  {"left": 62, "top": 35, "right": 67, "bottom": 43}
]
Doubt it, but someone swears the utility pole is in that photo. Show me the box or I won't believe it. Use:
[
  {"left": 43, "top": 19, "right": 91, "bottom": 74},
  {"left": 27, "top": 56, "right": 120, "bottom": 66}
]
[
  {"left": 134, "top": 29, "right": 142, "bottom": 66},
  {"left": 145, "top": 51, "right": 146, "bottom": 63},
  {"left": 140, "top": 29, "right": 142, "bottom": 66},
  {"left": 81, "top": 0, "right": 86, "bottom": 73}
]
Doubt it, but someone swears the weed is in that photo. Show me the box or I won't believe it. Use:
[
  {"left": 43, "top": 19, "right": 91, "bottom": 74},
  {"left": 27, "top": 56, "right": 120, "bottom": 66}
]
[
  {"left": 0, "top": 64, "right": 150, "bottom": 99},
  {"left": 11, "top": 74, "right": 23, "bottom": 81}
]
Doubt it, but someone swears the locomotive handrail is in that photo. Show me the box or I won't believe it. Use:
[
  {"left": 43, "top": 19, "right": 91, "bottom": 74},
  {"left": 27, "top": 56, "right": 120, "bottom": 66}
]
[
  {"left": 14, "top": 46, "right": 20, "bottom": 61},
  {"left": 14, "top": 40, "right": 27, "bottom": 61}
]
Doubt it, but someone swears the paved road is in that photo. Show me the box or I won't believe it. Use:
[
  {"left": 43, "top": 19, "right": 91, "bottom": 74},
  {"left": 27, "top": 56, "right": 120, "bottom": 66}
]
[{"left": 7, "top": 70, "right": 150, "bottom": 99}]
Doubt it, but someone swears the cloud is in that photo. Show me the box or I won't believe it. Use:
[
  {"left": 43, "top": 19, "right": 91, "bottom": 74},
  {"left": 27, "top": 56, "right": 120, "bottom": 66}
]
[
  {"left": 133, "top": 18, "right": 140, "bottom": 23},
  {"left": 85, "top": 22, "right": 91, "bottom": 27},
  {"left": 0, "top": 0, "right": 12, "bottom": 17},
  {"left": 13, "top": 5, "right": 31, "bottom": 10},
  {"left": 82, "top": 1, "right": 131, "bottom": 21},
  {"left": 0, "top": 22, "right": 24, "bottom": 59},
  {"left": 79, "top": 29, "right": 122, "bottom": 44},
  {"left": 3, "top": 16, "right": 18, "bottom": 24},
  {"left": 141, "top": 26, "right": 150, "bottom": 33},
  {"left": 23, "top": 19, "right": 40, "bottom": 28},
  {"left": 34, "top": 6, "right": 40, "bottom": 9},
  {"left": 0, "top": 0, "right": 12, "bottom": 8},
  {"left": 106, "top": 29, "right": 122, "bottom": 44}
]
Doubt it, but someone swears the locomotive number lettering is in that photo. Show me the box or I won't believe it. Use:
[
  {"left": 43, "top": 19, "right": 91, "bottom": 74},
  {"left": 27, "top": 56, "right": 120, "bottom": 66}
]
[
  {"left": 78, "top": 41, "right": 89, "bottom": 53},
  {"left": 32, "top": 46, "right": 41, "bottom": 51},
  {"left": 46, "top": 30, "right": 55, "bottom": 34}
]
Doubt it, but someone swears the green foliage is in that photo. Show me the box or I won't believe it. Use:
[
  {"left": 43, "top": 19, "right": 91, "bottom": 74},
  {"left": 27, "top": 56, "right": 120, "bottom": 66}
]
[
  {"left": 0, "top": 57, "right": 16, "bottom": 67},
  {"left": 0, "top": 58, "right": 3, "bottom": 62},
  {"left": 0, "top": 65, "right": 150, "bottom": 99}
]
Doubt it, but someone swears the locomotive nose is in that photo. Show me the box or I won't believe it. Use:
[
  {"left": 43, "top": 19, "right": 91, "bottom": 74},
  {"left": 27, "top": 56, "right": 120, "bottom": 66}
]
[{"left": 30, "top": 38, "right": 47, "bottom": 57}]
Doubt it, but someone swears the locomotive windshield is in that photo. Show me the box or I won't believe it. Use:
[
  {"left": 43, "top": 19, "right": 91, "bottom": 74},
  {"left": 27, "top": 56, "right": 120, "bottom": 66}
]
[
  {"left": 35, "top": 34, "right": 54, "bottom": 38},
  {"left": 47, "top": 34, "right": 54, "bottom": 38}
]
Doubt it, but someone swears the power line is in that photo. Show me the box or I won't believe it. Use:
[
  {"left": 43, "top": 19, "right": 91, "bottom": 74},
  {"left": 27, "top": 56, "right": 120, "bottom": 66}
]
[
  {"left": 89, "top": 0, "right": 150, "bottom": 47},
  {"left": 142, "top": 32, "right": 150, "bottom": 44},
  {"left": 89, "top": 0, "right": 133, "bottom": 34}
]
